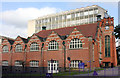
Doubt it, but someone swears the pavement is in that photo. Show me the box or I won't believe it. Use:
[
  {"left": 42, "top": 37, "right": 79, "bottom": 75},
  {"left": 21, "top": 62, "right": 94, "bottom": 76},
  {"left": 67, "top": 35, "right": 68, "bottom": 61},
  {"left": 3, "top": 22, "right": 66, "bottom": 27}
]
[{"left": 74, "top": 67, "right": 120, "bottom": 76}]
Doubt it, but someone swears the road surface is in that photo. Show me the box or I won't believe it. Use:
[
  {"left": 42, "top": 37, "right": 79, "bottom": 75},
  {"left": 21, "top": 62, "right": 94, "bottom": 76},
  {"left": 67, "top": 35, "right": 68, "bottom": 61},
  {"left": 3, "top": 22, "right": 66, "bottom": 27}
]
[{"left": 74, "top": 67, "right": 120, "bottom": 76}]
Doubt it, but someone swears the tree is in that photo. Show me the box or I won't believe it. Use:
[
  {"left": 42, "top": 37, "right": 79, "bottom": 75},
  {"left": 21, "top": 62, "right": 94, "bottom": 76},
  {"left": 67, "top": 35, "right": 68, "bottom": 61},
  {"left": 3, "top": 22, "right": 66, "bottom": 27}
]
[
  {"left": 114, "top": 24, "right": 120, "bottom": 39},
  {"left": 114, "top": 24, "right": 120, "bottom": 65}
]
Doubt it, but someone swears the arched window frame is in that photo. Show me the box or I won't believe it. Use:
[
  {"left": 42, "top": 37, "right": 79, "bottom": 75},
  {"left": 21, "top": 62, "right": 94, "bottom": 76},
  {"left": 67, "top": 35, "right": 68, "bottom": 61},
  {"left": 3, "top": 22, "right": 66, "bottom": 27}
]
[
  {"left": 48, "top": 40, "right": 59, "bottom": 50},
  {"left": 30, "top": 42, "right": 39, "bottom": 51},
  {"left": 15, "top": 44, "right": 22, "bottom": 52},
  {"left": 69, "top": 38, "right": 82, "bottom": 49},
  {"left": 2, "top": 45, "right": 9, "bottom": 53},
  {"left": 105, "top": 35, "right": 110, "bottom": 57}
]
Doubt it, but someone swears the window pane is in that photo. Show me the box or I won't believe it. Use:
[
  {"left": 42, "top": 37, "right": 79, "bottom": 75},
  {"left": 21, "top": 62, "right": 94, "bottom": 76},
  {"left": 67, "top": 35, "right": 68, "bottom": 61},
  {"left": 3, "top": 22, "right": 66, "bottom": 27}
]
[
  {"left": 2, "top": 61, "right": 8, "bottom": 66},
  {"left": 48, "top": 40, "right": 58, "bottom": 50},
  {"left": 105, "top": 35, "right": 110, "bottom": 57},
  {"left": 30, "top": 42, "right": 39, "bottom": 51},
  {"left": 15, "top": 60, "right": 22, "bottom": 66},
  {"left": 30, "top": 60, "right": 39, "bottom": 67},
  {"left": 3, "top": 45, "right": 9, "bottom": 53},
  {"left": 69, "top": 38, "right": 82, "bottom": 49},
  {"left": 15, "top": 44, "right": 22, "bottom": 52}
]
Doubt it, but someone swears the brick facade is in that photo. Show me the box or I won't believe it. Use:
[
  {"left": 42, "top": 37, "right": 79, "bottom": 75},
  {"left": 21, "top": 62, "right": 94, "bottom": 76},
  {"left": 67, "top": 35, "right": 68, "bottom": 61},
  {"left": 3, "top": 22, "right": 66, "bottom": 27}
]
[{"left": 1, "top": 17, "right": 117, "bottom": 73}]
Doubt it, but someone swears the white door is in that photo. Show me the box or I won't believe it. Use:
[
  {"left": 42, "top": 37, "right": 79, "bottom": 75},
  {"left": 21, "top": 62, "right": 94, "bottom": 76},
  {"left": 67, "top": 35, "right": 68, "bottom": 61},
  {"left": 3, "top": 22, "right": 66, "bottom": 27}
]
[{"left": 48, "top": 60, "right": 59, "bottom": 73}]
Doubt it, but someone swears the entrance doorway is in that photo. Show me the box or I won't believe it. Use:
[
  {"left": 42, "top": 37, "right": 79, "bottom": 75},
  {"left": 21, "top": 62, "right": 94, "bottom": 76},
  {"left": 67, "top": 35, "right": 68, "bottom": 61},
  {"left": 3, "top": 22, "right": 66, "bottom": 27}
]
[
  {"left": 48, "top": 60, "right": 59, "bottom": 73},
  {"left": 111, "top": 63, "right": 113, "bottom": 68},
  {"left": 105, "top": 62, "right": 109, "bottom": 67}
]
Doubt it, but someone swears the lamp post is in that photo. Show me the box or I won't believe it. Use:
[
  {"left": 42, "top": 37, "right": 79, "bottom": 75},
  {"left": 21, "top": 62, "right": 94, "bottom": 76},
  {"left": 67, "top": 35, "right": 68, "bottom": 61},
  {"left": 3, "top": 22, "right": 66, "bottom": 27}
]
[
  {"left": 41, "top": 43, "right": 44, "bottom": 74},
  {"left": 21, "top": 61, "right": 25, "bottom": 73},
  {"left": 62, "top": 41, "right": 66, "bottom": 71},
  {"left": 67, "top": 57, "right": 71, "bottom": 73},
  {"left": 23, "top": 45, "right": 27, "bottom": 73},
  {"left": 10, "top": 46, "right": 13, "bottom": 73}
]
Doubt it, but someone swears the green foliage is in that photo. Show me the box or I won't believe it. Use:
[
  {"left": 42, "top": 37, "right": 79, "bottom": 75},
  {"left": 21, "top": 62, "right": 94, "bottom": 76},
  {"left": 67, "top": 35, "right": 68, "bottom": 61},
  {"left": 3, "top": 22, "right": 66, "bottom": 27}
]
[{"left": 114, "top": 24, "right": 120, "bottom": 39}]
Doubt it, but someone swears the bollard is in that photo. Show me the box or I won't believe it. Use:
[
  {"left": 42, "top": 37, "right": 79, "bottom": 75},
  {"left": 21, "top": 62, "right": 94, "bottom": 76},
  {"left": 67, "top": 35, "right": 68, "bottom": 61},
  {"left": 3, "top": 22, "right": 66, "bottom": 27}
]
[{"left": 93, "top": 70, "right": 98, "bottom": 76}]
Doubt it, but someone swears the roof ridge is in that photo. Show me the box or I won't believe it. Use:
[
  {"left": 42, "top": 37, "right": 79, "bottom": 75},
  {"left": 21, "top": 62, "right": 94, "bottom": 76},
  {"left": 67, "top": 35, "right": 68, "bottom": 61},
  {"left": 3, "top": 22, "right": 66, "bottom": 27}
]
[
  {"left": 38, "top": 23, "right": 97, "bottom": 33},
  {"left": 36, "top": 23, "right": 98, "bottom": 39}
]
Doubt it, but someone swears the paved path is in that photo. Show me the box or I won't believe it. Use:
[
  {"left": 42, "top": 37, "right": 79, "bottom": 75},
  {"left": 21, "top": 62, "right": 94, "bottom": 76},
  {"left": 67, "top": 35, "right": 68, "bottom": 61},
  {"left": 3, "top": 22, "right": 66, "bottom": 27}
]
[{"left": 74, "top": 67, "right": 120, "bottom": 76}]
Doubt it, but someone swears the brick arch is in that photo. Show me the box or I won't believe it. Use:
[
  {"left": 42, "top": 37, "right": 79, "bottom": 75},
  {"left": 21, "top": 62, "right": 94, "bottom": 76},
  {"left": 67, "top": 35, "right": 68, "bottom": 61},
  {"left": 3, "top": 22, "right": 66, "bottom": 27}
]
[
  {"left": 2, "top": 45, "right": 9, "bottom": 53},
  {"left": 47, "top": 40, "right": 59, "bottom": 50},
  {"left": 45, "top": 31, "right": 63, "bottom": 50},
  {"left": 66, "top": 37, "right": 85, "bottom": 49},
  {"left": 14, "top": 43, "right": 23, "bottom": 52},
  {"left": 29, "top": 42, "right": 40, "bottom": 51},
  {"left": 28, "top": 41, "right": 41, "bottom": 47},
  {"left": 69, "top": 38, "right": 83, "bottom": 49},
  {"left": 65, "top": 28, "right": 86, "bottom": 48},
  {"left": 13, "top": 42, "right": 25, "bottom": 52},
  {"left": 2, "top": 39, "right": 12, "bottom": 53},
  {"left": 27, "top": 35, "right": 42, "bottom": 52}
]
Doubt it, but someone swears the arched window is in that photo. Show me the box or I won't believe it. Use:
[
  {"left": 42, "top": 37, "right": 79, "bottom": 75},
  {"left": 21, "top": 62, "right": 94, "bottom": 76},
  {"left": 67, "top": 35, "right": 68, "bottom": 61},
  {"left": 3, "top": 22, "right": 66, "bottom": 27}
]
[
  {"left": 69, "top": 38, "right": 82, "bottom": 49},
  {"left": 30, "top": 42, "right": 39, "bottom": 51},
  {"left": 3, "top": 45, "right": 9, "bottom": 53},
  {"left": 105, "top": 35, "right": 110, "bottom": 57},
  {"left": 15, "top": 44, "right": 22, "bottom": 52},
  {"left": 48, "top": 40, "right": 59, "bottom": 50},
  {"left": 30, "top": 60, "right": 39, "bottom": 67}
]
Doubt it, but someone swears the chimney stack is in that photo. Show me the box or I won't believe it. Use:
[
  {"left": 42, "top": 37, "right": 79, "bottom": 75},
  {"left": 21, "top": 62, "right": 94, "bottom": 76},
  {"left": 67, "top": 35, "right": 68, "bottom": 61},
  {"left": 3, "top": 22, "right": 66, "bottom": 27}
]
[
  {"left": 42, "top": 26, "right": 46, "bottom": 30},
  {"left": 96, "top": 15, "right": 101, "bottom": 21}
]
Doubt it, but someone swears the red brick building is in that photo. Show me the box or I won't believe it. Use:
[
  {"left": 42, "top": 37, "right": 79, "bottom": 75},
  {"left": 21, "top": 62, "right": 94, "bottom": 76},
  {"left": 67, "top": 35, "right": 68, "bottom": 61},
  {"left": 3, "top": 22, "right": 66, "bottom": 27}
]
[{"left": 1, "top": 16, "right": 117, "bottom": 74}]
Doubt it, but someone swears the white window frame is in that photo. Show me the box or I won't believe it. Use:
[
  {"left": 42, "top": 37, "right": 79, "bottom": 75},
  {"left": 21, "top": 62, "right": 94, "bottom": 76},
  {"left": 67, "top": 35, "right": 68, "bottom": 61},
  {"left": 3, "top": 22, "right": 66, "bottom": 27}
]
[
  {"left": 48, "top": 40, "right": 59, "bottom": 50},
  {"left": 71, "top": 13, "right": 75, "bottom": 18},
  {"left": 15, "top": 60, "right": 22, "bottom": 66},
  {"left": 2, "top": 61, "right": 8, "bottom": 66},
  {"left": 118, "top": 51, "right": 120, "bottom": 55},
  {"left": 70, "top": 60, "right": 81, "bottom": 68},
  {"left": 84, "top": 11, "right": 88, "bottom": 16},
  {"left": 69, "top": 38, "right": 82, "bottom": 49},
  {"left": 48, "top": 60, "right": 59, "bottom": 73},
  {"left": 15, "top": 44, "right": 22, "bottom": 52},
  {"left": 3, "top": 45, "right": 9, "bottom": 53},
  {"left": 67, "top": 14, "right": 71, "bottom": 19},
  {"left": 94, "top": 9, "right": 98, "bottom": 14},
  {"left": 75, "top": 12, "right": 80, "bottom": 17},
  {"left": 30, "top": 42, "right": 39, "bottom": 51},
  {"left": 80, "top": 12, "right": 84, "bottom": 16},
  {"left": 89, "top": 10, "right": 94, "bottom": 15},
  {"left": 30, "top": 60, "right": 39, "bottom": 67}
]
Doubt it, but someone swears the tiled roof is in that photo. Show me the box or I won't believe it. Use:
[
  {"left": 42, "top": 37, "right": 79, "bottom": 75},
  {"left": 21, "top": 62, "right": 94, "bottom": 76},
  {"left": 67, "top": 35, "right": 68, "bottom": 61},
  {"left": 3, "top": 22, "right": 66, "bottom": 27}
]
[
  {"left": 2, "top": 36, "right": 15, "bottom": 45},
  {"left": 8, "top": 39, "right": 14, "bottom": 45},
  {"left": 36, "top": 23, "right": 98, "bottom": 39},
  {"left": 20, "top": 37, "right": 28, "bottom": 43}
]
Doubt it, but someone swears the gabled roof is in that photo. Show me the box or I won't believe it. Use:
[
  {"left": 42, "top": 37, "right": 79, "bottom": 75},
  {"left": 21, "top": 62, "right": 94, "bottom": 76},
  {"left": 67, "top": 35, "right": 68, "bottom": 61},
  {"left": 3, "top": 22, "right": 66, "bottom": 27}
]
[
  {"left": 27, "top": 34, "right": 44, "bottom": 42},
  {"left": 36, "top": 23, "right": 98, "bottom": 39},
  {"left": 8, "top": 39, "right": 14, "bottom": 45},
  {"left": 2, "top": 36, "right": 15, "bottom": 45},
  {"left": 20, "top": 36, "right": 28, "bottom": 43}
]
